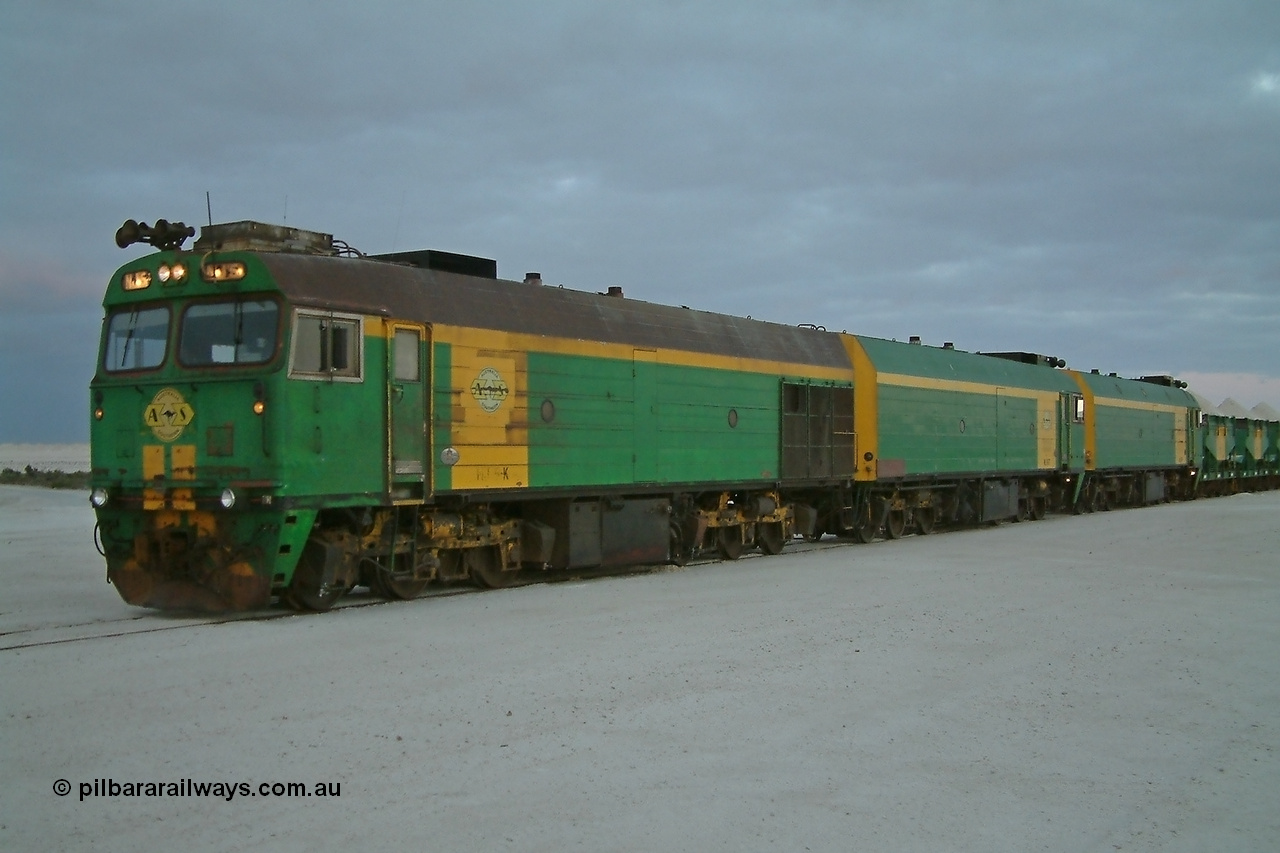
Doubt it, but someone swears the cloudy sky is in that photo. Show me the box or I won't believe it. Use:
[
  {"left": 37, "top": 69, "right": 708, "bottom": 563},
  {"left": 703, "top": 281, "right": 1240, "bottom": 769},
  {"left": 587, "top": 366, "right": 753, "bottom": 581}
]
[{"left": 2, "top": 1, "right": 1277, "bottom": 443}]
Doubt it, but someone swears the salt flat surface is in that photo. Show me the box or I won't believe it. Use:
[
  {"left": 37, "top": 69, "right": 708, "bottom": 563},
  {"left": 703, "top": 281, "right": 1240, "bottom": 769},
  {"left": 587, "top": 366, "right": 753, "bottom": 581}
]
[{"left": 1, "top": 485, "right": 1277, "bottom": 852}]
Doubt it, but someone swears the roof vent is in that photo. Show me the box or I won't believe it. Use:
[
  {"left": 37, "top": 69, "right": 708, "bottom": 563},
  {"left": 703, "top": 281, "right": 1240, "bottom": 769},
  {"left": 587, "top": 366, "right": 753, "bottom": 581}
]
[
  {"left": 943, "top": 342, "right": 954, "bottom": 349},
  {"left": 524, "top": 272, "right": 542, "bottom": 285},
  {"left": 606, "top": 286, "right": 624, "bottom": 298},
  {"left": 909, "top": 335, "right": 921, "bottom": 345},
  {"left": 371, "top": 249, "right": 497, "bottom": 278},
  {"left": 980, "top": 351, "right": 1065, "bottom": 368}
]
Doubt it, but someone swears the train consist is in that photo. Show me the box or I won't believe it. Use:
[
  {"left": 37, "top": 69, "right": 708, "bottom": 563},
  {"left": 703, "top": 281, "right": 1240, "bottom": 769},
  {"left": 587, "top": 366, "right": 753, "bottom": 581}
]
[{"left": 90, "top": 219, "right": 1280, "bottom": 612}]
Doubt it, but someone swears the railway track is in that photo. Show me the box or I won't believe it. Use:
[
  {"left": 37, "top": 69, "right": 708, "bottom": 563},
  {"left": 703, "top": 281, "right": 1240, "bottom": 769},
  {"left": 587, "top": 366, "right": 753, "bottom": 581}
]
[{"left": 0, "top": 536, "right": 857, "bottom": 652}]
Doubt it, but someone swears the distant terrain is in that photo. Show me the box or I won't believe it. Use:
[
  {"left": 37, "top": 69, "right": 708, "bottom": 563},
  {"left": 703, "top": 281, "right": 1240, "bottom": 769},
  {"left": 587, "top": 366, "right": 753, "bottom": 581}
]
[
  {"left": 0, "top": 466, "right": 89, "bottom": 490},
  {"left": 0, "top": 444, "right": 91, "bottom": 490}
]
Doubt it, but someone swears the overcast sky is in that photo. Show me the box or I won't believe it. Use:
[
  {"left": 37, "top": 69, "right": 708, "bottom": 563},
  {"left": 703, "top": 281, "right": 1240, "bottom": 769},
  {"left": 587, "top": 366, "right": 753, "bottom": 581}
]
[{"left": 2, "top": 1, "right": 1277, "bottom": 443}]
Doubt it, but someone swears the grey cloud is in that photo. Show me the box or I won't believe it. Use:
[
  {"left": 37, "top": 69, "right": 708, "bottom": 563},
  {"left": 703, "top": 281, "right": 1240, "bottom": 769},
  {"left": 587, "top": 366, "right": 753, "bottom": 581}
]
[{"left": 1, "top": 1, "right": 1278, "bottom": 440}]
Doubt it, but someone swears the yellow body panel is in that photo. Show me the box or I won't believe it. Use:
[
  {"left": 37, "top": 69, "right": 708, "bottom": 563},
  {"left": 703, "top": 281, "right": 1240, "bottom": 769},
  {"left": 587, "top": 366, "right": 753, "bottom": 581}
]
[
  {"left": 143, "top": 444, "right": 165, "bottom": 480},
  {"left": 171, "top": 445, "right": 196, "bottom": 480},
  {"left": 445, "top": 343, "right": 530, "bottom": 490}
]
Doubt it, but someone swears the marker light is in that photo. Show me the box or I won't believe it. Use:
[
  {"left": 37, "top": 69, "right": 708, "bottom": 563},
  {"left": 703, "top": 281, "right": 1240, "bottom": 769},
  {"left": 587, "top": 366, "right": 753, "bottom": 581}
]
[
  {"left": 122, "top": 270, "right": 152, "bottom": 291},
  {"left": 252, "top": 400, "right": 266, "bottom": 415},
  {"left": 90, "top": 488, "right": 109, "bottom": 508},
  {"left": 94, "top": 407, "right": 104, "bottom": 420},
  {"left": 220, "top": 488, "right": 237, "bottom": 509},
  {"left": 202, "top": 261, "right": 246, "bottom": 282}
]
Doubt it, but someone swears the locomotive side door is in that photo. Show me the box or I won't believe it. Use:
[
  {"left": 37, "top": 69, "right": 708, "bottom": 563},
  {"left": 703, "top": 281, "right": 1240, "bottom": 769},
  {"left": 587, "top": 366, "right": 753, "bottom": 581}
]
[
  {"left": 388, "top": 322, "right": 428, "bottom": 501},
  {"left": 1057, "top": 392, "right": 1070, "bottom": 469},
  {"left": 1058, "top": 391, "right": 1085, "bottom": 471}
]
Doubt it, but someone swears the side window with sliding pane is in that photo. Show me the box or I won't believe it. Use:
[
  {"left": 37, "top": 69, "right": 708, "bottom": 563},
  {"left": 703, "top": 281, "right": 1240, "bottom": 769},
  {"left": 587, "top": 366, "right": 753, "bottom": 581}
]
[{"left": 289, "top": 311, "right": 363, "bottom": 381}]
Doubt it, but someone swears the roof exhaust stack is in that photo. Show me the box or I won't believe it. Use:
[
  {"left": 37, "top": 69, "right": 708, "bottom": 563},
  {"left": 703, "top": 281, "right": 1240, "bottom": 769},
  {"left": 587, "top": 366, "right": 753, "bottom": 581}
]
[
  {"left": 909, "top": 335, "right": 921, "bottom": 345},
  {"left": 524, "top": 272, "right": 542, "bottom": 285},
  {"left": 606, "top": 286, "right": 624, "bottom": 298}
]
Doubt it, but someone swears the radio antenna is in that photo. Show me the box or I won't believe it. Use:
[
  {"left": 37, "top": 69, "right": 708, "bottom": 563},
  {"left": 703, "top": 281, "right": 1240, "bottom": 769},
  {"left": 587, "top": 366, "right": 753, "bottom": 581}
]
[{"left": 206, "top": 192, "right": 213, "bottom": 226}]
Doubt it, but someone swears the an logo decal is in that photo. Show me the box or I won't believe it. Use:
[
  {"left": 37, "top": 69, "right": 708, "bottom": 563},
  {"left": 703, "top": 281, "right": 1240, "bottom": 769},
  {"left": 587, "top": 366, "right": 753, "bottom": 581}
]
[
  {"left": 470, "top": 367, "right": 509, "bottom": 413},
  {"left": 144, "top": 388, "right": 195, "bottom": 442}
]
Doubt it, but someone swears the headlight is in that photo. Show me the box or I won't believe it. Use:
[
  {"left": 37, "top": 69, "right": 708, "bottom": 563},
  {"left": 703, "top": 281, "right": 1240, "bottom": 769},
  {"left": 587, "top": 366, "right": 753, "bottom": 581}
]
[
  {"left": 90, "top": 488, "right": 109, "bottom": 508},
  {"left": 157, "top": 263, "right": 187, "bottom": 283},
  {"left": 220, "top": 488, "right": 237, "bottom": 509}
]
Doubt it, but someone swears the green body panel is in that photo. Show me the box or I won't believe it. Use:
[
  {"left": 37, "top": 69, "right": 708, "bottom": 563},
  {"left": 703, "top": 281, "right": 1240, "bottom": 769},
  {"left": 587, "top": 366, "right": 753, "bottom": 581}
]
[
  {"left": 1264, "top": 421, "right": 1280, "bottom": 476},
  {"left": 524, "top": 352, "right": 788, "bottom": 488},
  {"left": 273, "top": 335, "right": 389, "bottom": 502},
  {"left": 875, "top": 385, "right": 1043, "bottom": 474},
  {"left": 431, "top": 341, "right": 453, "bottom": 492},
  {"left": 854, "top": 336, "right": 1083, "bottom": 476},
  {"left": 526, "top": 353, "right": 637, "bottom": 486},
  {"left": 1092, "top": 405, "right": 1180, "bottom": 468}
]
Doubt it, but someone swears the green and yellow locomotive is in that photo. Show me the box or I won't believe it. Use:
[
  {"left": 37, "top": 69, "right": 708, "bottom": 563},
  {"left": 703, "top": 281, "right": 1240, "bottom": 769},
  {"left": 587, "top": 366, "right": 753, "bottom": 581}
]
[
  {"left": 90, "top": 218, "right": 1255, "bottom": 613},
  {"left": 92, "top": 219, "right": 855, "bottom": 611}
]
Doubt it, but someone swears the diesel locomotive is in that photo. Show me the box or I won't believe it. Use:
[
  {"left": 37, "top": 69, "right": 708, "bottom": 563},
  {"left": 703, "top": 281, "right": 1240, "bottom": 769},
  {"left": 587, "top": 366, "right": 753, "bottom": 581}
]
[{"left": 89, "top": 218, "right": 1279, "bottom": 612}]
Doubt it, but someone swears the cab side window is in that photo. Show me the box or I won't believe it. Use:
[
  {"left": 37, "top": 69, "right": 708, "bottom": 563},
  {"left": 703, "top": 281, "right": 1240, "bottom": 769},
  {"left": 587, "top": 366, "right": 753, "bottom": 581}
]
[{"left": 290, "top": 311, "right": 362, "bottom": 380}]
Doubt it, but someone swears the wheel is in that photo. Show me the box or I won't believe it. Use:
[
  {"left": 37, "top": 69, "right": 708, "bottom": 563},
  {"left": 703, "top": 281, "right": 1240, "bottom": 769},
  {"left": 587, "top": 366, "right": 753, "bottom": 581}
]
[
  {"left": 853, "top": 513, "right": 878, "bottom": 543},
  {"left": 885, "top": 509, "right": 906, "bottom": 539},
  {"left": 282, "top": 539, "right": 347, "bottom": 612},
  {"left": 915, "top": 508, "right": 936, "bottom": 535},
  {"left": 368, "top": 562, "right": 428, "bottom": 600},
  {"left": 1030, "top": 496, "right": 1047, "bottom": 521},
  {"left": 717, "top": 526, "right": 745, "bottom": 560},
  {"left": 467, "top": 546, "right": 515, "bottom": 589},
  {"left": 669, "top": 521, "right": 693, "bottom": 567},
  {"left": 757, "top": 521, "right": 786, "bottom": 556}
]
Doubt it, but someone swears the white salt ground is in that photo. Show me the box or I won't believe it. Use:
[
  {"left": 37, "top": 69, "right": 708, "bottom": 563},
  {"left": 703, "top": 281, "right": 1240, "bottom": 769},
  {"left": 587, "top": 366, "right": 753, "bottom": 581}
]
[{"left": 0, "top": 484, "right": 1277, "bottom": 852}]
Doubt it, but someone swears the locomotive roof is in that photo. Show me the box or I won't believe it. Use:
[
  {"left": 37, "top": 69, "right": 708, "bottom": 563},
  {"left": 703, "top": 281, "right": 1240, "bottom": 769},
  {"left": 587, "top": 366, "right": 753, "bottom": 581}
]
[
  {"left": 259, "top": 253, "right": 852, "bottom": 371},
  {"left": 1074, "top": 368, "right": 1200, "bottom": 408}
]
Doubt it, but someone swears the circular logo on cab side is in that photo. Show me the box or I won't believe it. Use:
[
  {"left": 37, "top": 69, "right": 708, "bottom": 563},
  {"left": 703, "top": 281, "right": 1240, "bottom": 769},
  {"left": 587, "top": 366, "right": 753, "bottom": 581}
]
[
  {"left": 470, "top": 367, "right": 509, "bottom": 413},
  {"left": 144, "top": 388, "right": 195, "bottom": 442}
]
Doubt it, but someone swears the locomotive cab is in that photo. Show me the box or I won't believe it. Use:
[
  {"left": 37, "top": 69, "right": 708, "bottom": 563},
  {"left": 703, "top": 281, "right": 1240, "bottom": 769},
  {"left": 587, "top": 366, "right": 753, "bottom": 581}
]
[{"left": 91, "top": 222, "right": 355, "bottom": 611}]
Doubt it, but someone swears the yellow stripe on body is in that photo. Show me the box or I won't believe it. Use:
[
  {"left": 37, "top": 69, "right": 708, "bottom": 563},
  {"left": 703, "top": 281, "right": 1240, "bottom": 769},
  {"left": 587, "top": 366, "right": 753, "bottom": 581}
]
[
  {"left": 840, "top": 335, "right": 878, "bottom": 480},
  {"left": 1066, "top": 372, "right": 1098, "bottom": 470},
  {"left": 435, "top": 324, "right": 854, "bottom": 383},
  {"left": 1089, "top": 397, "right": 1189, "bottom": 415}
]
